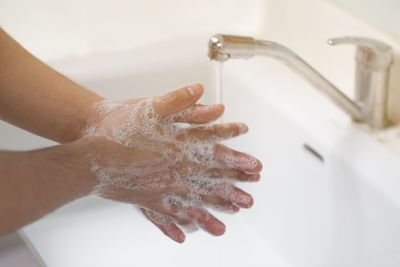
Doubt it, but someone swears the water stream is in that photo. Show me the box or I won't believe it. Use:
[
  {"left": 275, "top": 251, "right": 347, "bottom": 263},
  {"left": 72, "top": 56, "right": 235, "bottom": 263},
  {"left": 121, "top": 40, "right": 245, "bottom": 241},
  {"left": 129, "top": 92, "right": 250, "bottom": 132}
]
[{"left": 214, "top": 61, "right": 224, "bottom": 123}]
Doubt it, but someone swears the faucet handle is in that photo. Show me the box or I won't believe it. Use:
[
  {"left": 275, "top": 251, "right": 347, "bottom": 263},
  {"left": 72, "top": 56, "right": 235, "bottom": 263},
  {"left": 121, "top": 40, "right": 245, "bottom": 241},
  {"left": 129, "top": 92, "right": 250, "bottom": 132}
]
[
  {"left": 327, "top": 36, "right": 393, "bottom": 69},
  {"left": 328, "top": 36, "right": 393, "bottom": 129}
]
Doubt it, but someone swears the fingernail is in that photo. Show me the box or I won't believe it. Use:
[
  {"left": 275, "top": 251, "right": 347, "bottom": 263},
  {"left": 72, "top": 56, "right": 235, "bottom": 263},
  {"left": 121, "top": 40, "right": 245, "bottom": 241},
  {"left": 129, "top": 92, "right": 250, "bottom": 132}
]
[
  {"left": 233, "top": 193, "right": 254, "bottom": 208},
  {"left": 186, "top": 86, "right": 195, "bottom": 96},
  {"left": 243, "top": 157, "right": 263, "bottom": 173},
  {"left": 186, "top": 84, "right": 203, "bottom": 96},
  {"left": 175, "top": 232, "right": 186, "bottom": 243},
  {"left": 165, "top": 225, "right": 185, "bottom": 243},
  {"left": 209, "top": 221, "right": 226, "bottom": 236},
  {"left": 171, "top": 232, "right": 185, "bottom": 243},
  {"left": 198, "top": 104, "right": 222, "bottom": 111},
  {"left": 227, "top": 205, "right": 240, "bottom": 213},
  {"left": 248, "top": 173, "right": 261, "bottom": 182},
  {"left": 238, "top": 123, "right": 249, "bottom": 134}
]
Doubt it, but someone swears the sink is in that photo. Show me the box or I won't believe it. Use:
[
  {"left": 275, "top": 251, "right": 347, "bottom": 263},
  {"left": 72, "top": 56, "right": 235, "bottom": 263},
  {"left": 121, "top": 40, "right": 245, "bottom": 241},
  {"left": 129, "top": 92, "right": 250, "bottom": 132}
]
[
  {"left": 221, "top": 58, "right": 400, "bottom": 266},
  {"left": 0, "top": 232, "right": 44, "bottom": 266},
  {"left": 7, "top": 35, "right": 397, "bottom": 267},
  {"left": 17, "top": 38, "right": 291, "bottom": 267},
  {"left": 0, "top": 1, "right": 400, "bottom": 266}
]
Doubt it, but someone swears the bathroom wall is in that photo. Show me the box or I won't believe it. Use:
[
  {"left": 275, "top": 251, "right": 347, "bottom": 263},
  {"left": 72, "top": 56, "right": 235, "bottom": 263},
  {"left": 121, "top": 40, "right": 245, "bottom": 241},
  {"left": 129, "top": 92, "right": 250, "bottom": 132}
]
[
  {"left": 0, "top": 0, "right": 266, "bottom": 62},
  {"left": 1, "top": 0, "right": 400, "bottom": 125},
  {"left": 329, "top": 0, "right": 400, "bottom": 41},
  {"left": 262, "top": 0, "right": 400, "bottom": 125}
]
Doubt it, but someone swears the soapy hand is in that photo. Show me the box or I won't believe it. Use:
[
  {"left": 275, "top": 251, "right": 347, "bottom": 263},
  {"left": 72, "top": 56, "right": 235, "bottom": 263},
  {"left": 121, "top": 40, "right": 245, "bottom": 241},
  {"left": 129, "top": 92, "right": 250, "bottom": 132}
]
[{"left": 82, "top": 84, "right": 262, "bottom": 243}]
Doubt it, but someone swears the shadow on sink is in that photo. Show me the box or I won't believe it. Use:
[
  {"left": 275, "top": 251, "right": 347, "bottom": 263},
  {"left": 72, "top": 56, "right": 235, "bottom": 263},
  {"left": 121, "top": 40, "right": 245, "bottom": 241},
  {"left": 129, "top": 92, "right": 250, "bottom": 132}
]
[{"left": 0, "top": 232, "right": 45, "bottom": 267}]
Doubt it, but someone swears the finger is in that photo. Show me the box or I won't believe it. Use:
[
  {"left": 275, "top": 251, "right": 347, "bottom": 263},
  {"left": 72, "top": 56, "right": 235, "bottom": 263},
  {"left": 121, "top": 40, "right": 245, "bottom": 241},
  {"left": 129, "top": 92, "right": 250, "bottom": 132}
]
[
  {"left": 212, "top": 184, "right": 254, "bottom": 208},
  {"left": 122, "top": 97, "right": 145, "bottom": 105},
  {"left": 177, "top": 122, "right": 248, "bottom": 142},
  {"left": 185, "top": 207, "right": 225, "bottom": 236},
  {"left": 201, "top": 194, "right": 240, "bottom": 213},
  {"left": 179, "top": 222, "right": 199, "bottom": 233},
  {"left": 158, "top": 200, "right": 199, "bottom": 232},
  {"left": 143, "top": 200, "right": 198, "bottom": 233},
  {"left": 153, "top": 84, "right": 204, "bottom": 117},
  {"left": 214, "top": 144, "right": 263, "bottom": 174},
  {"left": 141, "top": 208, "right": 186, "bottom": 243},
  {"left": 205, "top": 168, "right": 261, "bottom": 182},
  {"left": 230, "top": 187, "right": 254, "bottom": 208},
  {"left": 146, "top": 201, "right": 193, "bottom": 226},
  {"left": 97, "top": 184, "right": 188, "bottom": 208},
  {"left": 171, "top": 104, "right": 225, "bottom": 124}
]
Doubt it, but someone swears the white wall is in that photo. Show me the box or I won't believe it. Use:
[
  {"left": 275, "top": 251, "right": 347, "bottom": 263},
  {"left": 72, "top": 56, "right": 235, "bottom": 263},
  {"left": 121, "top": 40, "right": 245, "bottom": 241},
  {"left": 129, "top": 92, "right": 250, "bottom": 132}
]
[
  {"left": 262, "top": 0, "right": 400, "bottom": 125},
  {"left": 0, "top": 0, "right": 266, "bottom": 62},
  {"left": 1, "top": 0, "right": 400, "bottom": 124},
  {"left": 329, "top": 0, "right": 400, "bottom": 41}
]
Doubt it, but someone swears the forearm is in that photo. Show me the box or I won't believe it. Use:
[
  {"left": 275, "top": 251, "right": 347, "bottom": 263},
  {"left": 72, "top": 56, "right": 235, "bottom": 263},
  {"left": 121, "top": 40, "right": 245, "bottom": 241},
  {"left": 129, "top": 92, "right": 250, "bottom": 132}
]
[
  {"left": 0, "top": 28, "right": 103, "bottom": 143},
  {"left": 0, "top": 141, "right": 96, "bottom": 235}
]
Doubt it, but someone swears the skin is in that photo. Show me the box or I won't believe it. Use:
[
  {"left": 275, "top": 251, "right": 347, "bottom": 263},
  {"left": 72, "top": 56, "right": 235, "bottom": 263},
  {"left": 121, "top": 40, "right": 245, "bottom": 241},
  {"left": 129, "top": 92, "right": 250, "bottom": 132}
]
[{"left": 0, "top": 28, "right": 262, "bottom": 243}]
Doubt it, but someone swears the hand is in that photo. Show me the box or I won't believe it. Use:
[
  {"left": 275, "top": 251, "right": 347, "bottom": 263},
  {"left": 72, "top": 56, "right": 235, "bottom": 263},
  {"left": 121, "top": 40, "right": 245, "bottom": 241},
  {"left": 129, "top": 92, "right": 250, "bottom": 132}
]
[{"left": 81, "top": 84, "right": 262, "bottom": 243}]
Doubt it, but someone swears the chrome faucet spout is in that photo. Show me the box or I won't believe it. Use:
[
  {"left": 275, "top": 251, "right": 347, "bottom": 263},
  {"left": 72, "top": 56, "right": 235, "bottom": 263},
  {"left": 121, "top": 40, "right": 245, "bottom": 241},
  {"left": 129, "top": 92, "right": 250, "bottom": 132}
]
[{"left": 208, "top": 34, "right": 393, "bottom": 129}]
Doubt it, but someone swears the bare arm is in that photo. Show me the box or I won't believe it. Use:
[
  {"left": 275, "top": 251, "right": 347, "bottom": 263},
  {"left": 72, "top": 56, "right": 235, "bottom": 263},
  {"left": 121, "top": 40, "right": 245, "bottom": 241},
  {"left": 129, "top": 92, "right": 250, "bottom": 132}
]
[
  {"left": 0, "top": 140, "right": 96, "bottom": 235},
  {"left": 0, "top": 27, "right": 262, "bottom": 243},
  {"left": 0, "top": 28, "right": 102, "bottom": 143}
]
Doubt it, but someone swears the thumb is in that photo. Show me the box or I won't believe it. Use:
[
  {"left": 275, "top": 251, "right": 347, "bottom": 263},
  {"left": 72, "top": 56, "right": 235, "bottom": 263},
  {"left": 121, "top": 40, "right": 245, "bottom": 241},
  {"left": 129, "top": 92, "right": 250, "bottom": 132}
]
[{"left": 153, "top": 84, "right": 204, "bottom": 118}]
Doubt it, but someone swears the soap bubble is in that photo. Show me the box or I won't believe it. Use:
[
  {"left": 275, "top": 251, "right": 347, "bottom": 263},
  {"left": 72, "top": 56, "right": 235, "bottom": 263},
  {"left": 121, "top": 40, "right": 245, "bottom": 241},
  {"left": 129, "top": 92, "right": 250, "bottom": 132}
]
[{"left": 83, "top": 95, "right": 251, "bottom": 237}]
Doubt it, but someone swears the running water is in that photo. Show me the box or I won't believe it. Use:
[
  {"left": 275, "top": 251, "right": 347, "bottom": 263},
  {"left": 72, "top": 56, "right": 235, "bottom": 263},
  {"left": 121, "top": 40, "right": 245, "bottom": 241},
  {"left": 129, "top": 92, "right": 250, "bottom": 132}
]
[{"left": 214, "top": 61, "right": 224, "bottom": 123}]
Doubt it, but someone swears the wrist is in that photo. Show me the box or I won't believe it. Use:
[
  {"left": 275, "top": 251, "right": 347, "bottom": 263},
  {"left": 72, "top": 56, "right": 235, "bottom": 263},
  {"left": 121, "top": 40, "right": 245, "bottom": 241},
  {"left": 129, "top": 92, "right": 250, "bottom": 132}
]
[
  {"left": 42, "top": 140, "right": 99, "bottom": 198},
  {"left": 73, "top": 96, "right": 105, "bottom": 141},
  {"left": 76, "top": 98, "right": 127, "bottom": 139}
]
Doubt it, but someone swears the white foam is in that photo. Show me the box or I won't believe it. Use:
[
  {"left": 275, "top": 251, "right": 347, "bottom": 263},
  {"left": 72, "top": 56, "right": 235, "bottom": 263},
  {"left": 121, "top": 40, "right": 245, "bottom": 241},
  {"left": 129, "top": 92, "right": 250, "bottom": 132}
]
[{"left": 84, "top": 97, "right": 252, "bottom": 237}]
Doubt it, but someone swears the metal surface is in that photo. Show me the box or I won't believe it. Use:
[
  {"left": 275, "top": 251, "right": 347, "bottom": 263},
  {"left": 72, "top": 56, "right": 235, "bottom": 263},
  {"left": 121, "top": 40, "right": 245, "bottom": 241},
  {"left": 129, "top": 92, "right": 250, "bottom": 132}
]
[
  {"left": 208, "top": 34, "right": 394, "bottom": 129},
  {"left": 328, "top": 36, "right": 393, "bottom": 128}
]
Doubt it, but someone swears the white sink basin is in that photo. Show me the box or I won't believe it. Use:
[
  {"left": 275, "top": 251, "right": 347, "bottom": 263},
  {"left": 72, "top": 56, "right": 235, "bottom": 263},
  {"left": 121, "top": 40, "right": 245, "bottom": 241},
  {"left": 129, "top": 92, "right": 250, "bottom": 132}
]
[
  {"left": 1, "top": 1, "right": 400, "bottom": 266},
  {"left": 19, "top": 39, "right": 291, "bottom": 267},
  {"left": 222, "top": 58, "right": 400, "bottom": 266},
  {"left": 0, "top": 232, "right": 44, "bottom": 266},
  {"left": 4, "top": 35, "right": 396, "bottom": 267}
]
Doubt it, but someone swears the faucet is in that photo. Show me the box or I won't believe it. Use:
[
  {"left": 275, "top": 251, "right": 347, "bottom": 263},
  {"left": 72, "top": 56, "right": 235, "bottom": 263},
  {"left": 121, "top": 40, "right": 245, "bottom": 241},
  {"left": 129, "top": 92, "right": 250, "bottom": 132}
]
[{"left": 208, "top": 34, "right": 393, "bottom": 129}]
